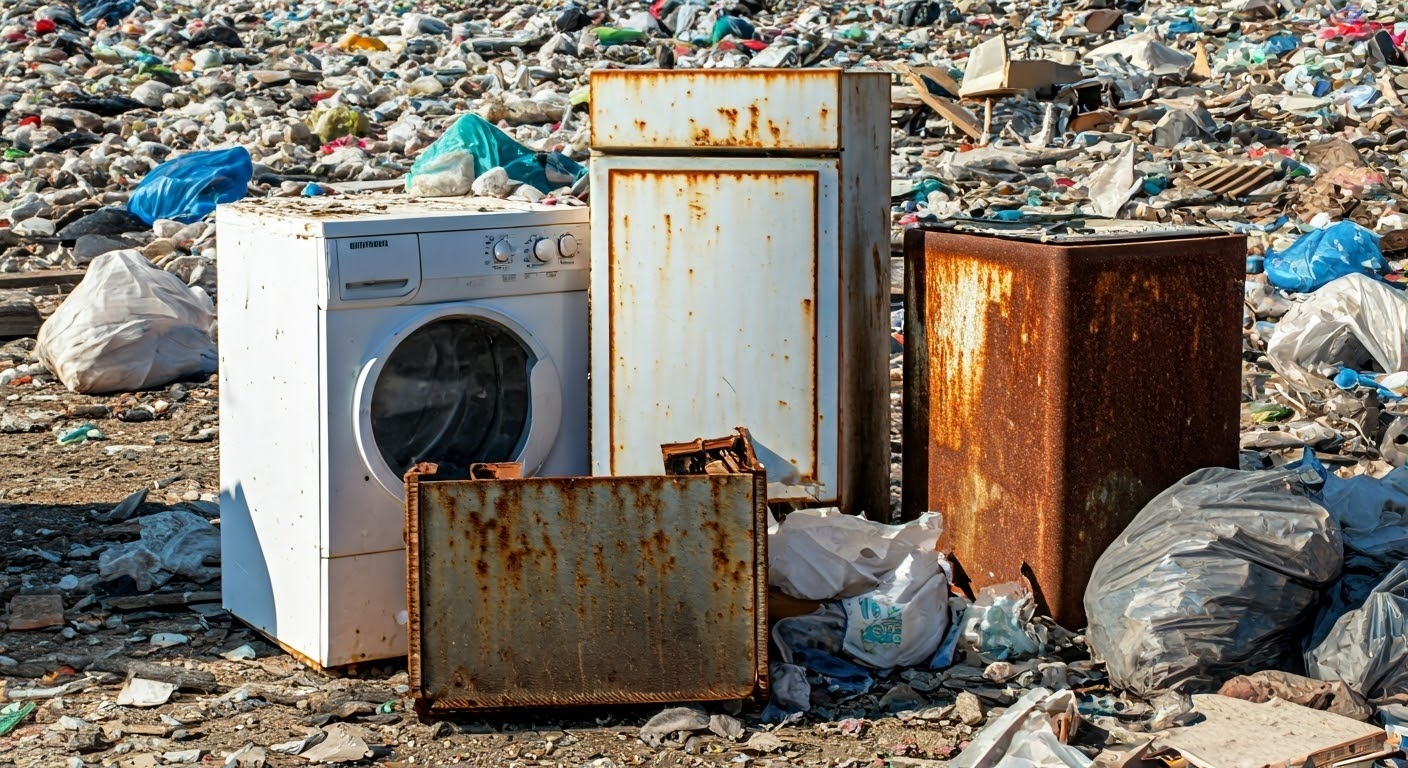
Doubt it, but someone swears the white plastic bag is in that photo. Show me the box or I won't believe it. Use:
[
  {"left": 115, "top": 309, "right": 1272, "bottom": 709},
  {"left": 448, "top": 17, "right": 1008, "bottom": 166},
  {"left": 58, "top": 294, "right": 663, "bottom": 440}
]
[
  {"left": 841, "top": 550, "right": 951, "bottom": 667},
  {"left": 36, "top": 249, "right": 216, "bottom": 394},
  {"left": 405, "top": 150, "right": 476, "bottom": 197},
  {"left": 768, "top": 508, "right": 943, "bottom": 600},
  {"left": 1266, "top": 273, "right": 1408, "bottom": 393}
]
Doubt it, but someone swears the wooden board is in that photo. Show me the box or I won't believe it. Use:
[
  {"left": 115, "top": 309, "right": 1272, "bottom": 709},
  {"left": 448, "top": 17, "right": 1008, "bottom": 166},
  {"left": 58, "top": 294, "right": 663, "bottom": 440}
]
[
  {"left": 0, "top": 299, "right": 41, "bottom": 338},
  {"left": 0, "top": 269, "right": 85, "bottom": 290},
  {"left": 1153, "top": 695, "right": 1386, "bottom": 768}
]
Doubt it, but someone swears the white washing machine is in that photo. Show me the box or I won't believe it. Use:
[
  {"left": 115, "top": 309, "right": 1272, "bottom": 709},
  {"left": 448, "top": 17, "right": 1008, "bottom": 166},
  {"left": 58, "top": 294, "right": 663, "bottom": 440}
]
[{"left": 215, "top": 196, "right": 588, "bottom": 667}]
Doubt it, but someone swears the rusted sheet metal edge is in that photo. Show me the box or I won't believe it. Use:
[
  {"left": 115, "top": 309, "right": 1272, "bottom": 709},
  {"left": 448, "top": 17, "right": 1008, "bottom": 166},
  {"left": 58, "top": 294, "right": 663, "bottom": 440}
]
[
  {"left": 404, "top": 462, "right": 439, "bottom": 702},
  {"left": 750, "top": 472, "right": 770, "bottom": 704},
  {"left": 420, "top": 687, "right": 757, "bottom": 715}
]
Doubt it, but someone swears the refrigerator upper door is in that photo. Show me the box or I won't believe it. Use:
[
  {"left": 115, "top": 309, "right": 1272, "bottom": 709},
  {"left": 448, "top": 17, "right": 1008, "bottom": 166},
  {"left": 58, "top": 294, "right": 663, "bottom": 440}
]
[
  {"left": 590, "top": 155, "right": 839, "bottom": 502},
  {"left": 590, "top": 69, "right": 843, "bottom": 151}
]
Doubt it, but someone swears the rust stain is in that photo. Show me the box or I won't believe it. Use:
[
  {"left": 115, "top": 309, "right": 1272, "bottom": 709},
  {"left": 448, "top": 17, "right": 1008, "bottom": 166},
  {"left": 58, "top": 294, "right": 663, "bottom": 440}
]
[
  {"left": 407, "top": 474, "right": 769, "bottom": 713},
  {"left": 903, "top": 229, "right": 1246, "bottom": 627}
]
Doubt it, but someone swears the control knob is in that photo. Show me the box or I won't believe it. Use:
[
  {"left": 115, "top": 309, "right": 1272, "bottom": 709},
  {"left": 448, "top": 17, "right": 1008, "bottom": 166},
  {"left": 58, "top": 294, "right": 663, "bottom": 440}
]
[
  {"left": 558, "top": 233, "right": 579, "bottom": 258},
  {"left": 533, "top": 237, "right": 559, "bottom": 262},
  {"left": 491, "top": 239, "right": 514, "bottom": 264}
]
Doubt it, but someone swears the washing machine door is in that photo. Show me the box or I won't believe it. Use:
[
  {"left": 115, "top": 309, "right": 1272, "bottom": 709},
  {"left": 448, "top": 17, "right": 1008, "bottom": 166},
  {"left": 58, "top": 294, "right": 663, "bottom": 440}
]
[{"left": 352, "top": 305, "right": 562, "bottom": 501}]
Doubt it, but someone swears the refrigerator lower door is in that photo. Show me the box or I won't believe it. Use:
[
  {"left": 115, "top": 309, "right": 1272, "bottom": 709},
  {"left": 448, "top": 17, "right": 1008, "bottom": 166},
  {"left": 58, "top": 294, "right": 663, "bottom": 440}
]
[{"left": 590, "top": 154, "right": 840, "bottom": 502}]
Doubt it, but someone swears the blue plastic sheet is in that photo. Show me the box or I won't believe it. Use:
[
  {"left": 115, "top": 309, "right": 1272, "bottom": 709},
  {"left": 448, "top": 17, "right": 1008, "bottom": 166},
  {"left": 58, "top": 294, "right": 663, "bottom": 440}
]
[
  {"left": 1263, "top": 33, "right": 1300, "bottom": 57},
  {"left": 79, "top": 0, "right": 135, "bottom": 27},
  {"left": 1264, "top": 220, "right": 1387, "bottom": 293},
  {"left": 126, "top": 147, "right": 253, "bottom": 226}
]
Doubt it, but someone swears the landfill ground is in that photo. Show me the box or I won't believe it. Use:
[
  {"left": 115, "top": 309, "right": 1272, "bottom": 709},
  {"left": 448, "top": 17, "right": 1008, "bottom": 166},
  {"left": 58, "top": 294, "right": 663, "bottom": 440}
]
[
  {"left": 9, "top": 0, "right": 1408, "bottom": 761},
  {"left": 0, "top": 349, "right": 1045, "bottom": 768}
]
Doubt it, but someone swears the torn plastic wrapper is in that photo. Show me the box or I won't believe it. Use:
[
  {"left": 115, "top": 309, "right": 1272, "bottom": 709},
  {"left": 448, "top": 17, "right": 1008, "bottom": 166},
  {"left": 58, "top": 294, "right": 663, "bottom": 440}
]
[
  {"left": 1082, "top": 142, "right": 1139, "bottom": 218},
  {"left": 1306, "top": 561, "right": 1408, "bottom": 701},
  {"left": 1266, "top": 273, "right": 1408, "bottom": 393},
  {"left": 949, "top": 687, "right": 1090, "bottom": 768}
]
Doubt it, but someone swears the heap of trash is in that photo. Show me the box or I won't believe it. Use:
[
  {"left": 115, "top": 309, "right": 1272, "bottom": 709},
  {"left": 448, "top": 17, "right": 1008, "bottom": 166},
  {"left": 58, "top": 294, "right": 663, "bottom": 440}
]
[{"left": 5, "top": 0, "right": 1408, "bottom": 763}]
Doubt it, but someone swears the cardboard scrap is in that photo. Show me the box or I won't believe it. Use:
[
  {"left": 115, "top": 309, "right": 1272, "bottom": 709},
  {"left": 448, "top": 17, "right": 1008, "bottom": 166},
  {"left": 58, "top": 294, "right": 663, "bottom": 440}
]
[
  {"left": 960, "top": 36, "right": 1084, "bottom": 99},
  {"left": 1192, "top": 41, "right": 1212, "bottom": 80},
  {"left": 1080, "top": 9, "right": 1124, "bottom": 34},
  {"left": 907, "top": 79, "right": 984, "bottom": 139},
  {"left": 1151, "top": 694, "right": 1386, "bottom": 768}
]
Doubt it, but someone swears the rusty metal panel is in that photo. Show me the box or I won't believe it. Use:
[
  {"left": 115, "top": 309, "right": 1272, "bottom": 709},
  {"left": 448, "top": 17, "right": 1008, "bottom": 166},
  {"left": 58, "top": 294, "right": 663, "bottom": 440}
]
[
  {"left": 405, "top": 468, "right": 769, "bottom": 714},
  {"left": 589, "top": 155, "right": 841, "bottom": 504},
  {"left": 902, "top": 226, "right": 1245, "bottom": 628},
  {"left": 589, "top": 69, "right": 849, "bottom": 151}
]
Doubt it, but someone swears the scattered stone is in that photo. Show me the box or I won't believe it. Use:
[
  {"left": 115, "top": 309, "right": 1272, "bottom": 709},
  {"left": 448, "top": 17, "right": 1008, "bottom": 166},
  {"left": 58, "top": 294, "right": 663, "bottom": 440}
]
[
  {"left": 224, "top": 743, "right": 266, "bottom": 768},
  {"left": 955, "top": 691, "right": 986, "bottom": 727},
  {"left": 707, "top": 713, "right": 744, "bottom": 742},
  {"left": 116, "top": 678, "right": 177, "bottom": 708},
  {"left": 150, "top": 632, "right": 189, "bottom": 648},
  {"left": 300, "top": 723, "right": 371, "bottom": 763},
  {"left": 742, "top": 731, "right": 786, "bottom": 755},
  {"left": 880, "top": 682, "right": 928, "bottom": 712},
  {"left": 638, "top": 707, "right": 710, "bottom": 748},
  {"left": 7, "top": 594, "right": 64, "bottom": 630}
]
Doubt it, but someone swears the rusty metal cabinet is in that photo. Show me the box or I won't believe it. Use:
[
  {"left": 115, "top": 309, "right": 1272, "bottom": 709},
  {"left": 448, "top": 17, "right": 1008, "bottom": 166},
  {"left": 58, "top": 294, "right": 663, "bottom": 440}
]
[
  {"left": 902, "top": 222, "right": 1245, "bottom": 627},
  {"left": 587, "top": 69, "right": 891, "bottom": 516}
]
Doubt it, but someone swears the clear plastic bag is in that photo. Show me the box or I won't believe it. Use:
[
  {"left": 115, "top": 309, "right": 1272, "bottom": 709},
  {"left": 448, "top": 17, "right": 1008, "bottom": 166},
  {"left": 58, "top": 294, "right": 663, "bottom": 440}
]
[
  {"left": 1306, "top": 561, "right": 1408, "bottom": 701},
  {"left": 1266, "top": 273, "right": 1408, "bottom": 393}
]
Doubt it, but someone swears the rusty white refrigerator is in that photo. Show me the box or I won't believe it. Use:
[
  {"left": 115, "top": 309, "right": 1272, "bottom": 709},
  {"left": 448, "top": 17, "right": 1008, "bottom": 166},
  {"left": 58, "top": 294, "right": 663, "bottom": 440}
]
[{"left": 588, "top": 69, "right": 891, "bottom": 517}]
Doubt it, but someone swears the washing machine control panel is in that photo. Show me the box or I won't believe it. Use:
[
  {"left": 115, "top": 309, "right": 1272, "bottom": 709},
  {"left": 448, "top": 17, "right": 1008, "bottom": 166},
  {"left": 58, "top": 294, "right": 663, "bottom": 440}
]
[{"left": 414, "top": 223, "right": 590, "bottom": 302}]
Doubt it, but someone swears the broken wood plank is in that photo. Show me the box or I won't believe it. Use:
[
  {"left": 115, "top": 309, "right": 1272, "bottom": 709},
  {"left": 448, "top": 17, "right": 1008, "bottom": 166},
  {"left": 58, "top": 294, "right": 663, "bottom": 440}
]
[
  {"left": 0, "top": 299, "right": 41, "bottom": 338},
  {"left": 897, "top": 64, "right": 983, "bottom": 140},
  {"left": 0, "top": 269, "right": 85, "bottom": 291},
  {"left": 100, "top": 591, "right": 221, "bottom": 612},
  {"left": 85, "top": 659, "right": 221, "bottom": 694}
]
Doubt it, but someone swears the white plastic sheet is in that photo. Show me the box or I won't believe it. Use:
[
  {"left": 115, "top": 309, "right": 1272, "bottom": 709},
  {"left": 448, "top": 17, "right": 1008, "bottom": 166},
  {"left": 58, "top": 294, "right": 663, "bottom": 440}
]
[
  {"left": 769, "top": 509, "right": 950, "bottom": 668},
  {"left": 36, "top": 250, "right": 216, "bottom": 394},
  {"left": 950, "top": 687, "right": 1091, "bottom": 768},
  {"left": 1266, "top": 273, "right": 1408, "bottom": 393},
  {"left": 768, "top": 508, "right": 943, "bottom": 600}
]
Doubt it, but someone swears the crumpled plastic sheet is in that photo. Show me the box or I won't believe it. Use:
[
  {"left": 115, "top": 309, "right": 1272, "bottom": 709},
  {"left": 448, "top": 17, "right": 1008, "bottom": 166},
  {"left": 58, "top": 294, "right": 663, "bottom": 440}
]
[
  {"left": 959, "top": 583, "right": 1047, "bottom": 662},
  {"left": 767, "top": 508, "right": 943, "bottom": 601},
  {"left": 950, "top": 687, "right": 1091, "bottom": 768},
  {"left": 1266, "top": 273, "right": 1408, "bottom": 393},
  {"left": 1306, "top": 561, "right": 1408, "bottom": 701},
  {"left": 1264, "top": 221, "right": 1386, "bottom": 294},
  {"left": 1083, "top": 456, "right": 1343, "bottom": 698},
  {"left": 97, "top": 509, "right": 220, "bottom": 592}
]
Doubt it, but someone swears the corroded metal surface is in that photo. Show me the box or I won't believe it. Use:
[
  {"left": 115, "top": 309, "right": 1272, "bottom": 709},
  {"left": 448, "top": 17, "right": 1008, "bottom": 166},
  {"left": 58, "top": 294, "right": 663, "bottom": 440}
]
[
  {"left": 589, "top": 69, "right": 846, "bottom": 151},
  {"left": 902, "top": 228, "right": 1245, "bottom": 627},
  {"left": 405, "top": 468, "right": 769, "bottom": 714}
]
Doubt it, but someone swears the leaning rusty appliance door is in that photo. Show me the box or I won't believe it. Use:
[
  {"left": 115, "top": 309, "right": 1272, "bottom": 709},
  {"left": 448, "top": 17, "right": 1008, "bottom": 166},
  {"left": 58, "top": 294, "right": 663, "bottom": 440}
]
[{"left": 405, "top": 465, "right": 769, "bottom": 715}]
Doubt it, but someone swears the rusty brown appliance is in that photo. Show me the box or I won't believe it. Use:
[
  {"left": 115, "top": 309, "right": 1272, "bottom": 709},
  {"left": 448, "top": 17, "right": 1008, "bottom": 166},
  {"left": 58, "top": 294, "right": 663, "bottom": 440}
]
[
  {"left": 902, "top": 220, "right": 1245, "bottom": 628},
  {"left": 404, "top": 464, "right": 769, "bottom": 715}
]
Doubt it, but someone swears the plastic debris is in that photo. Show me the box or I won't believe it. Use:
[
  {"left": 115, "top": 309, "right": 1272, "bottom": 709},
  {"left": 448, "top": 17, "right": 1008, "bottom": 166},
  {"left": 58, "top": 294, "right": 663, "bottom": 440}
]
[
  {"left": 1084, "top": 455, "right": 1343, "bottom": 698},
  {"left": 36, "top": 250, "right": 217, "bottom": 395},
  {"left": 126, "top": 147, "right": 254, "bottom": 226}
]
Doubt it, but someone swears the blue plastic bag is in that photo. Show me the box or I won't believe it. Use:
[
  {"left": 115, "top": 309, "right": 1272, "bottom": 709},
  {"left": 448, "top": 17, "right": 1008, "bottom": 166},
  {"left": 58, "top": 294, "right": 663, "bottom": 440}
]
[
  {"left": 1265, "top": 220, "right": 1387, "bottom": 293},
  {"left": 404, "top": 114, "right": 584, "bottom": 197},
  {"left": 126, "top": 147, "right": 253, "bottom": 226}
]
